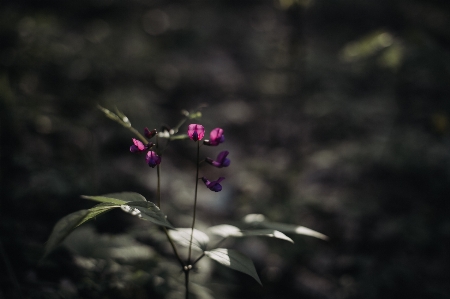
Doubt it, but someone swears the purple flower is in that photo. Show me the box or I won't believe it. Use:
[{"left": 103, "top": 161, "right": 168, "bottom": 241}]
[
  {"left": 204, "top": 128, "right": 225, "bottom": 146},
  {"left": 130, "top": 138, "right": 153, "bottom": 153},
  {"left": 188, "top": 124, "right": 205, "bottom": 141},
  {"left": 201, "top": 176, "right": 225, "bottom": 192},
  {"left": 146, "top": 151, "right": 161, "bottom": 168},
  {"left": 144, "top": 128, "right": 157, "bottom": 139},
  {"left": 206, "top": 151, "right": 230, "bottom": 168}
]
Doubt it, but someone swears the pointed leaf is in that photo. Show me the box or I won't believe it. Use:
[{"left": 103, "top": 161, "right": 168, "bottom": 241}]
[
  {"left": 262, "top": 223, "right": 328, "bottom": 240},
  {"left": 120, "top": 201, "right": 174, "bottom": 229},
  {"left": 43, "top": 210, "right": 90, "bottom": 259},
  {"left": 114, "top": 106, "right": 131, "bottom": 126},
  {"left": 243, "top": 214, "right": 328, "bottom": 240},
  {"left": 208, "top": 224, "right": 241, "bottom": 237},
  {"left": 81, "top": 192, "right": 147, "bottom": 205},
  {"left": 76, "top": 202, "right": 120, "bottom": 227},
  {"left": 240, "top": 230, "right": 293, "bottom": 243},
  {"left": 97, "top": 104, "right": 122, "bottom": 122},
  {"left": 204, "top": 248, "right": 262, "bottom": 285},
  {"left": 208, "top": 224, "right": 293, "bottom": 243},
  {"left": 168, "top": 228, "right": 209, "bottom": 251},
  {"left": 97, "top": 105, "right": 131, "bottom": 128}
]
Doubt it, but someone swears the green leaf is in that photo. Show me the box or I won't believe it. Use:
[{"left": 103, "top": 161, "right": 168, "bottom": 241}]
[
  {"left": 204, "top": 248, "right": 262, "bottom": 285},
  {"left": 42, "top": 210, "right": 90, "bottom": 259},
  {"left": 97, "top": 104, "right": 131, "bottom": 128},
  {"left": 168, "top": 228, "right": 209, "bottom": 251},
  {"left": 97, "top": 104, "right": 121, "bottom": 122},
  {"left": 208, "top": 224, "right": 293, "bottom": 243},
  {"left": 120, "top": 201, "right": 174, "bottom": 229},
  {"left": 243, "top": 214, "right": 328, "bottom": 240},
  {"left": 113, "top": 106, "right": 131, "bottom": 126},
  {"left": 81, "top": 192, "right": 147, "bottom": 205},
  {"left": 76, "top": 202, "right": 120, "bottom": 227}
]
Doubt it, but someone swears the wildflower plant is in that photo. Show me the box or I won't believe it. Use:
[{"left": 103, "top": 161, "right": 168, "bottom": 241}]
[{"left": 43, "top": 105, "right": 328, "bottom": 298}]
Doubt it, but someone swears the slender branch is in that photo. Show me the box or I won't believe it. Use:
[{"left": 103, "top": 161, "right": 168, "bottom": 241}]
[
  {"left": 153, "top": 135, "right": 185, "bottom": 270},
  {"left": 154, "top": 134, "right": 161, "bottom": 208},
  {"left": 163, "top": 227, "right": 184, "bottom": 268},
  {"left": 191, "top": 253, "right": 205, "bottom": 267},
  {"left": 192, "top": 237, "right": 228, "bottom": 267},
  {"left": 156, "top": 165, "right": 161, "bottom": 208},
  {"left": 185, "top": 269, "right": 190, "bottom": 299},
  {"left": 173, "top": 117, "right": 188, "bottom": 134},
  {"left": 188, "top": 140, "right": 200, "bottom": 263},
  {"left": 129, "top": 127, "right": 148, "bottom": 144}
]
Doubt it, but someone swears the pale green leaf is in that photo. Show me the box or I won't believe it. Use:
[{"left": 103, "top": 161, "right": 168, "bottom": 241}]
[
  {"left": 81, "top": 192, "right": 147, "bottom": 205},
  {"left": 208, "top": 224, "right": 241, "bottom": 237},
  {"left": 208, "top": 224, "right": 293, "bottom": 243},
  {"left": 204, "top": 248, "right": 262, "bottom": 285},
  {"left": 243, "top": 214, "right": 328, "bottom": 240},
  {"left": 114, "top": 106, "right": 131, "bottom": 125},
  {"left": 97, "top": 105, "right": 131, "bottom": 128},
  {"left": 239, "top": 229, "right": 293, "bottom": 243},
  {"left": 120, "top": 201, "right": 174, "bottom": 229},
  {"left": 42, "top": 210, "right": 90, "bottom": 259},
  {"left": 168, "top": 228, "right": 209, "bottom": 251},
  {"left": 76, "top": 202, "right": 120, "bottom": 227},
  {"left": 97, "top": 104, "right": 121, "bottom": 122}
]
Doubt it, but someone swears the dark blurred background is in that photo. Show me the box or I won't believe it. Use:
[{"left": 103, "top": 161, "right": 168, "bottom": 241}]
[{"left": 2, "top": 0, "right": 450, "bottom": 298}]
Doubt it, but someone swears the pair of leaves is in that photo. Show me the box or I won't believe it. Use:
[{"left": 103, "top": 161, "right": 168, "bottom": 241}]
[
  {"left": 43, "top": 192, "right": 172, "bottom": 259},
  {"left": 168, "top": 228, "right": 209, "bottom": 252},
  {"left": 167, "top": 224, "right": 293, "bottom": 285},
  {"left": 97, "top": 105, "right": 131, "bottom": 128}
]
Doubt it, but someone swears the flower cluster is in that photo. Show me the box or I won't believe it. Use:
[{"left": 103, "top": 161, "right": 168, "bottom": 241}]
[
  {"left": 188, "top": 124, "right": 230, "bottom": 192},
  {"left": 129, "top": 123, "right": 230, "bottom": 191},
  {"left": 129, "top": 128, "right": 161, "bottom": 168}
]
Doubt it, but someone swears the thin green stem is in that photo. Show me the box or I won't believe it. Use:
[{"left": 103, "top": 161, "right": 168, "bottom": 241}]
[
  {"left": 163, "top": 227, "right": 184, "bottom": 268},
  {"left": 185, "top": 269, "right": 190, "bottom": 299},
  {"left": 191, "top": 253, "right": 205, "bottom": 267},
  {"left": 155, "top": 135, "right": 161, "bottom": 208},
  {"left": 156, "top": 165, "right": 161, "bottom": 208},
  {"left": 188, "top": 140, "right": 200, "bottom": 263},
  {"left": 153, "top": 135, "right": 184, "bottom": 270},
  {"left": 191, "top": 237, "right": 228, "bottom": 267},
  {"left": 129, "top": 126, "right": 148, "bottom": 144},
  {"left": 173, "top": 117, "right": 188, "bottom": 134}
]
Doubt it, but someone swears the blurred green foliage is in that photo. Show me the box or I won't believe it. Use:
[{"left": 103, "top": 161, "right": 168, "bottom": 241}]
[{"left": 2, "top": 0, "right": 450, "bottom": 298}]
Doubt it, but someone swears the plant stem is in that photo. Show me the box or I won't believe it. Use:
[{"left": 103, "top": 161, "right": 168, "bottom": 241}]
[
  {"left": 163, "top": 227, "right": 184, "bottom": 268},
  {"left": 188, "top": 140, "right": 200, "bottom": 263},
  {"left": 191, "top": 237, "right": 227, "bottom": 267},
  {"left": 153, "top": 135, "right": 184, "bottom": 272},
  {"left": 156, "top": 165, "right": 161, "bottom": 208},
  {"left": 185, "top": 269, "right": 190, "bottom": 299},
  {"left": 156, "top": 135, "right": 161, "bottom": 208},
  {"left": 129, "top": 126, "right": 148, "bottom": 144}
]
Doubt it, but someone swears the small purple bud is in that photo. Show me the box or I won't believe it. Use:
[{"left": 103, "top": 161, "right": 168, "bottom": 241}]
[
  {"left": 205, "top": 150, "right": 230, "bottom": 168},
  {"left": 188, "top": 124, "right": 205, "bottom": 141},
  {"left": 201, "top": 176, "right": 225, "bottom": 192},
  {"left": 204, "top": 128, "right": 225, "bottom": 146},
  {"left": 144, "top": 128, "right": 157, "bottom": 139},
  {"left": 146, "top": 151, "right": 161, "bottom": 168}
]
